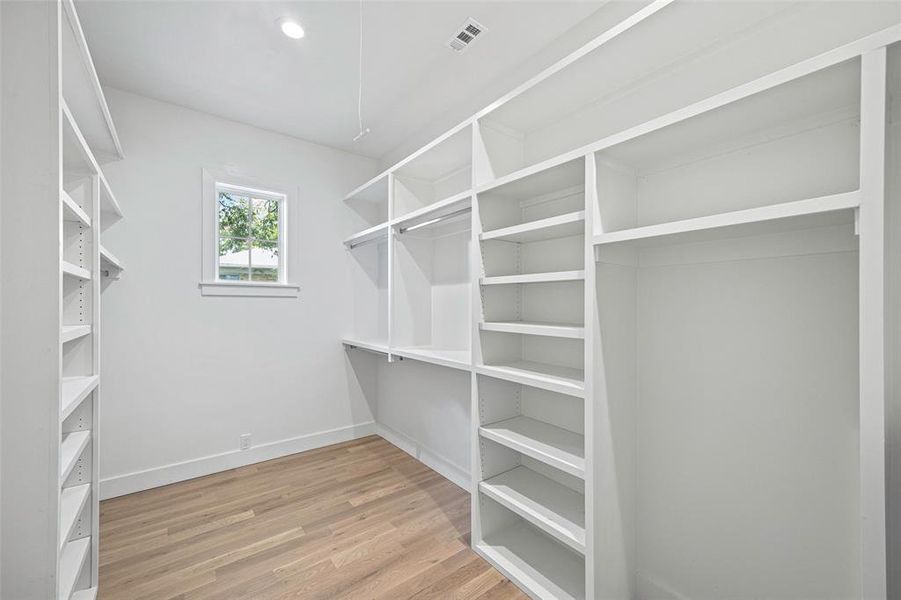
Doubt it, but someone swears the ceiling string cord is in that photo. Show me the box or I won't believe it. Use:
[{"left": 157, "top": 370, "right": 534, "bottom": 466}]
[{"left": 354, "top": 0, "right": 370, "bottom": 142}]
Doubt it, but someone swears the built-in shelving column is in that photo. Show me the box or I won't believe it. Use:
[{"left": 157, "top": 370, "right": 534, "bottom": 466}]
[
  {"left": 471, "top": 125, "right": 589, "bottom": 598},
  {"left": 3, "top": 1, "right": 123, "bottom": 597}
]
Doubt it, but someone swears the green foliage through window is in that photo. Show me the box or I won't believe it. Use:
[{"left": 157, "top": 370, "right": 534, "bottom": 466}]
[{"left": 217, "top": 189, "right": 281, "bottom": 282}]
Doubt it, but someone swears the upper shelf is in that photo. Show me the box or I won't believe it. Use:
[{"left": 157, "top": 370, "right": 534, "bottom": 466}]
[
  {"left": 62, "top": 101, "right": 123, "bottom": 221},
  {"left": 481, "top": 211, "right": 585, "bottom": 244},
  {"left": 61, "top": 0, "right": 123, "bottom": 163},
  {"left": 344, "top": 172, "right": 389, "bottom": 205},
  {"left": 594, "top": 192, "right": 860, "bottom": 249},
  {"left": 395, "top": 125, "right": 472, "bottom": 185},
  {"left": 476, "top": 2, "right": 900, "bottom": 181}
]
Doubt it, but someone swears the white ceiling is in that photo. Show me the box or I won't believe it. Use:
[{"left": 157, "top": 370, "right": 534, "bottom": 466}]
[{"left": 77, "top": 1, "right": 601, "bottom": 160}]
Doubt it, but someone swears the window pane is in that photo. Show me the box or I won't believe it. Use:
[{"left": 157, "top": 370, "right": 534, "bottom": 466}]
[
  {"left": 218, "top": 192, "right": 251, "bottom": 239},
  {"left": 219, "top": 237, "right": 250, "bottom": 281},
  {"left": 251, "top": 197, "right": 279, "bottom": 243},
  {"left": 251, "top": 240, "right": 279, "bottom": 282}
]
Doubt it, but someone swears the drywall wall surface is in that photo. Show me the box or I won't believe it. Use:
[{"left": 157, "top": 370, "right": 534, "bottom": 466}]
[
  {"left": 98, "top": 88, "right": 379, "bottom": 497},
  {"left": 636, "top": 250, "right": 860, "bottom": 598},
  {"left": 376, "top": 358, "right": 470, "bottom": 489}
]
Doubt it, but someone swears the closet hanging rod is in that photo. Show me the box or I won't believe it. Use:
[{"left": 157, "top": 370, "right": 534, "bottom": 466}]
[
  {"left": 398, "top": 207, "right": 471, "bottom": 234},
  {"left": 347, "top": 235, "right": 384, "bottom": 250}
]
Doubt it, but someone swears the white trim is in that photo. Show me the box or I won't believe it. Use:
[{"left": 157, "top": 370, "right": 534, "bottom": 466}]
[
  {"left": 858, "top": 47, "right": 888, "bottom": 600},
  {"left": 99, "top": 421, "right": 378, "bottom": 499},
  {"left": 199, "top": 280, "right": 300, "bottom": 298},
  {"left": 98, "top": 420, "right": 473, "bottom": 501},
  {"left": 374, "top": 423, "right": 471, "bottom": 491}
]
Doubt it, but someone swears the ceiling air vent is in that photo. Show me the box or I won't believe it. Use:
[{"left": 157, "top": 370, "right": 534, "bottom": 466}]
[{"left": 447, "top": 18, "right": 485, "bottom": 53}]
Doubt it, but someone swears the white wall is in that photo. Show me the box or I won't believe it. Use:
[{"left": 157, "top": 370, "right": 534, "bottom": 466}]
[
  {"left": 374, "top": 358, "right": 470, "bottom": 489},
  {"left": 98, "top": 88, "right": 380, "bottom": 498}
]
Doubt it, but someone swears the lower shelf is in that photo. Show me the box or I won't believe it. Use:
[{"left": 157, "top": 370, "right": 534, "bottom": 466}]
[
  {"left": 477, "top": 522, "right": 585, "bottom": 600},
  {"left": 71, "top": 589, "right": 98, "bottom": 600},
  {"left": 59, "top": 537, "right": 90, "bottom": 600},
  {"left": 480, "top": 466, "right": 586, "bottom": 554},
  {"left": 59, "top": 483, "right": 91, "bottom": 551},
  {"left": 392, "top": 346, "right": 471, "bottom": 371},
  {"left": 480, "top": 416, "right": 585, "bottom": 478}
]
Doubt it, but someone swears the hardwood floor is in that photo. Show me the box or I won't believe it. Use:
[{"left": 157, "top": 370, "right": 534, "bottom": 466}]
[{"left": 99, "top": 435, "right": 528, "bottom": 599}]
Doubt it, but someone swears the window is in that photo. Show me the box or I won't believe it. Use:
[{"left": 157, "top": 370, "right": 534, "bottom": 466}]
[
  {"left": 216, "top": 184, "right": 283, "bottom": 282},
  {"left": 201, "top": 170, "right": 299, "bottom": 297}
]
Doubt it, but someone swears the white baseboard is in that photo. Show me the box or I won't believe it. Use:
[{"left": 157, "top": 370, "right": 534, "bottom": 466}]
[
  {"left": 100, "top": 421, "right": 378, "bottom": 500},
  {"left": 637, "top": 571, "right": 692, "bottom": 600},
  {"left": 375, "top": 423, "right": 471, "bottom": 491}
]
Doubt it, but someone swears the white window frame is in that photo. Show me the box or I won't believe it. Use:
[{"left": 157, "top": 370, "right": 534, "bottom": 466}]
[{"left": 200, "top": 169, "right": 300, "bottom": 297}]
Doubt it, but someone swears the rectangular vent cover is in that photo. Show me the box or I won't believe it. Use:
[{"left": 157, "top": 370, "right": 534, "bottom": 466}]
[{"left": 447, "top": 18, "right": 485, "bottom": 53}]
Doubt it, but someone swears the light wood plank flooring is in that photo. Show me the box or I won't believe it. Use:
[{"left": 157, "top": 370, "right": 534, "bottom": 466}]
[{"left": 99, "top": 435, "right": 528, "bottom": 599}]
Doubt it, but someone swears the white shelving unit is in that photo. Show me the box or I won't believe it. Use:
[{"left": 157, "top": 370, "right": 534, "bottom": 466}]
[
  {"left": 2, "top": 1, "right": 125, "bottom": 597},
  {"left": 340, "top": 5, "right": 899, "bottom": 598}
]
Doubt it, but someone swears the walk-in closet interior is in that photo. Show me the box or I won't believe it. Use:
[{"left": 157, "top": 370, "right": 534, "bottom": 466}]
[{"left": 2, "top": 1, "right": 900, "bottom": 599}]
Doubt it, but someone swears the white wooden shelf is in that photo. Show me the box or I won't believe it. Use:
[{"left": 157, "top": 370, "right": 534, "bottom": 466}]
[
  {"left": 61, "top": 376, "right": 98, "bottom": 422},
  {"left": 480, "top": 466, "right": 586, "bottom": 554},
  {"left": 480, "top": 416, "right": 585, "bottom": 478},
  {"left": 99, "top": 244, "right": 124, "bottom": 278},
  {"left": 61, "top": 325, "right": 91, "bottom": 344},
  {"left": 341, "top": 337, "right": 389, "bottom": 355},
  {"left": 477, "top": 523, "right": 585, "bottom": 600},
  {"left": 344, "top": 222, "right": 389, "bottom": 248},
  {"left": 62, "top": 100, "right": 123, "bottom": 219},
  {"left": 593, "top": 192, "right": 860, "bottom": 248},
  {"left": 60, "top": 431, "right": 91, "bottom": 484},
  {"left": 62, "top": 261, "right": 91, "bottom": 281},
  {"left": 480, "top": 270, "right": 584, "bottom": 286},
  {"left": 344, "top": 172, "right": 389, "bottom": 204},
  {"left": 392, "top": 346, "right": 471, "bottom": 371},
  {"left": 61, "top": 190, "right": 91, "bottom": 227},
  {"left": 70, "top": 589, "right": 98, "bottom": 600},
  {"left": 61, "top": 0, "right": 122, "bottom": 162},
  {"left": 393, "top": 190, "right": 472, "bottom": 231},
  {"left": 59, "top": 483, "right": 91, "bottom": 552},
  {"left": 477, "top": 361, "right": 584, "bottom": 398},
  {"left": 58, "top": 537, "right": 90, "bottom": 600},
  {"left": 480, "top": 320, "right": 584, "bottom": 339},
  {"left": 481, "top": 211, "right": 585, "bottom": 244},
  {"left": 478, "top": 157, "right": 585, "bottom": 198}
]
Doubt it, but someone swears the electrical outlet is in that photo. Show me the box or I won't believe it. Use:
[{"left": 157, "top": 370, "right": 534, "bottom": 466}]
[{"left": 240, "top": 433, "right": 251, "bottom": 451}]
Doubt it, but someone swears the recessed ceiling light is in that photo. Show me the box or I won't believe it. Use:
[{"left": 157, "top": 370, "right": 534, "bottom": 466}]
[{"left": 278, "top": 17, "right": 305, "bottom": 40}]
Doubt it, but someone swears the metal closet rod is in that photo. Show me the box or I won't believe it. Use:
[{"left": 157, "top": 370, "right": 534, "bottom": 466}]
[
  {"left": 347, "top": 235, "right": 385, "bottom": 250},
  {"left": 398, "top": 207, "right": 471, "bottom": 234}
]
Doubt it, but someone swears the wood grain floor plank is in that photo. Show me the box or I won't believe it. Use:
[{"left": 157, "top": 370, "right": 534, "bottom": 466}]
[{"left": 99, "top": 436, "right": 527, "bottom": 600}]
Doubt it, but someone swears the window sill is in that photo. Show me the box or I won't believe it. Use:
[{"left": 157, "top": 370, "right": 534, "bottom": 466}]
[{"left": 199, "top": 281, "right": 300, "bottom": 298}]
